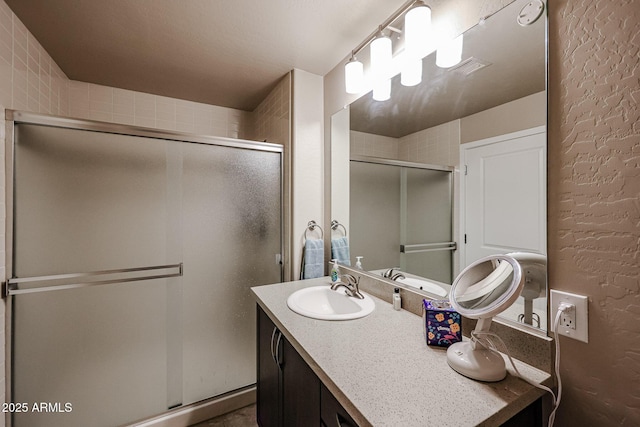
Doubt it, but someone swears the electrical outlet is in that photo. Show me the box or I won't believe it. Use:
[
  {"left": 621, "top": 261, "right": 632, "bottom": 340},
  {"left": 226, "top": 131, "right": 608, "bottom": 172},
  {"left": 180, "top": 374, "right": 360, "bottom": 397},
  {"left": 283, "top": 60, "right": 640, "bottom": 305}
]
[
  {"left": 550, "top": 290, "right": 589, "bottom": 343},
  {"left": 560, "top": 303, "right": 576, "bottom": 329}
]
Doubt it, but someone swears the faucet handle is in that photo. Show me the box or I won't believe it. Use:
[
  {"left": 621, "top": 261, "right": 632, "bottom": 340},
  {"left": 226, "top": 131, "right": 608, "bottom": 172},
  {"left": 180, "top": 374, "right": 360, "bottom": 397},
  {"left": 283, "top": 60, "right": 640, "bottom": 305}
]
[
  {"left": 383, "top": 267, "right": 401, "bottom": 278},
  {"left": 341, "top": 273, "right": 359, "bottom": 286}
]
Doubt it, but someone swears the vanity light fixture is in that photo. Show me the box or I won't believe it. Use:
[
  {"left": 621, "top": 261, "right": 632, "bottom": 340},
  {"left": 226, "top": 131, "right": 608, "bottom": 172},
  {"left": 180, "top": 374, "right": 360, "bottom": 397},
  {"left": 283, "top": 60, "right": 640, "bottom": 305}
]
[
  {"left": 370, "top": 29, "right": 393, "bottom": 101},
  {"left": 342, "top": 0, "right": 422, "bottom": 98},
  {"left": 436, "top": 33, "right": 464, "bottom": 68},
  {"left": 343, "top": 0, "right": 462, "bottom": 98},
  {"left": 345, "top": 54, "right": 364, "bottom": 94}
]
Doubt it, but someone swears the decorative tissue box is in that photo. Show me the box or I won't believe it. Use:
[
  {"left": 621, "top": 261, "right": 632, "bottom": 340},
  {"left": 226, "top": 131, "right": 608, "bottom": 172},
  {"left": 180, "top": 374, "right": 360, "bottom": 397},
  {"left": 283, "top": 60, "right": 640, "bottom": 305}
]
[{"left": 422, "top": 299, "right": 462, "bottom": 347}]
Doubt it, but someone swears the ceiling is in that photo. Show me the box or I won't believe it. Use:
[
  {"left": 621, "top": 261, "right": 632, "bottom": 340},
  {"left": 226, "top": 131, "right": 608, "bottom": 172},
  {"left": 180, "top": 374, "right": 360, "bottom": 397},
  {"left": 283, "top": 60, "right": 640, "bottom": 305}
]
[
  {"left": 5, "top": 0, "right": 409, "bottom": 111},
  {"left": 350, "top": 0, "right": 546, "bottom": 138}
]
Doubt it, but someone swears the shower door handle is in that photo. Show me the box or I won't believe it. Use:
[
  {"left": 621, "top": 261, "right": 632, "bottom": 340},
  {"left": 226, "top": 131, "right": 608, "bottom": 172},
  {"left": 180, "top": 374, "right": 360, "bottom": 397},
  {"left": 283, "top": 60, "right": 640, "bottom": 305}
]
[
  {"left": 400, "top": 242, "right": 457, "bottom": 254},
  {"left": 6, "top": 263, "right": 183, "bottom": 296}
]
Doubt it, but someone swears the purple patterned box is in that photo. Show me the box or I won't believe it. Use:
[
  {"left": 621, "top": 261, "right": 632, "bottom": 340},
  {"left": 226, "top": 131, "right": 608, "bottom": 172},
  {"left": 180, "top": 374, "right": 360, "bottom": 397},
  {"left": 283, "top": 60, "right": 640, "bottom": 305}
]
[{"left": 422, "top": 299, "right": 462, "bottom": 347}]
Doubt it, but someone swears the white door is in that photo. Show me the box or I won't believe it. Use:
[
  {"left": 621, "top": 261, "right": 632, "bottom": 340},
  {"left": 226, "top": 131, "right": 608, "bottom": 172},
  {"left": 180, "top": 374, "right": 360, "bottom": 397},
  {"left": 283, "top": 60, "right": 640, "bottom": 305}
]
[{"left": 461, "top": 126, "right": 546, "bottom": 267}]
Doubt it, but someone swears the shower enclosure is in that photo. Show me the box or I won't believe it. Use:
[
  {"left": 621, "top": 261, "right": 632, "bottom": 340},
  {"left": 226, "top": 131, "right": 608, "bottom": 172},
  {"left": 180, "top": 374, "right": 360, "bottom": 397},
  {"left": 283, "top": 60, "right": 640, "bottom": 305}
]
[
  {"left": 349, "top": 157, "right": 454, "bottom": 284},
  {"left": 4, "top": 111, "right": 283, "bottom": 427}
]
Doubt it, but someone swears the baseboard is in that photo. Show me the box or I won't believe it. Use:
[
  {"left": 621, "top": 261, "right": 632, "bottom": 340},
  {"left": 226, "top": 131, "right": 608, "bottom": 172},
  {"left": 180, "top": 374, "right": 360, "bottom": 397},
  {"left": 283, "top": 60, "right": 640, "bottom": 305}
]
[{"left": 130, "top": 386, "right": 256, "bottom": 427}]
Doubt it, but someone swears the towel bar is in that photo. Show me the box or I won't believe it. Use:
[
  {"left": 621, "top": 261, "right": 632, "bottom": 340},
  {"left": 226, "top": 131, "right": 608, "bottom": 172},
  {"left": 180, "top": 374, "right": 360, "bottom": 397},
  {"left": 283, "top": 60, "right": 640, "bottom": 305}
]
[
  {"left": 331, "top": 220, "right": 348, "bottom": 236},
  {"left": 304, "top": 220, "right": 323, "bottom": 240},
  {"left": 400, "top": 242, "right": 457, "bottom": 254}
]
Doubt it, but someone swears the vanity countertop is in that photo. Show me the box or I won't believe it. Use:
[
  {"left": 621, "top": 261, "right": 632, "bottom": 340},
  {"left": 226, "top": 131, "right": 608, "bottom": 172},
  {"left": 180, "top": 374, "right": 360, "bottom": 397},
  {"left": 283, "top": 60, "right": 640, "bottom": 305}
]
[{"left": 252, "top": 277, "right": 551, "bottom": 427}]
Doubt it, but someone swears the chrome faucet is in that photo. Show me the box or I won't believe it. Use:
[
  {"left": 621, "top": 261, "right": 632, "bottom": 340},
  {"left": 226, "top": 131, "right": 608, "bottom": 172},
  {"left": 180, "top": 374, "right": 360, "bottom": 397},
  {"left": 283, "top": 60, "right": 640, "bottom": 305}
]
[
  {"left": 382, "top": 267, "right": 399, "bottom": 278},
  {"left": 382, "top": 267, "right": 405, "bottom": 281},
  {"left": 330, "top": 273, "right": 364, "bottom": 299},
  {"left": 390, "top": 272, "right": 406, "bottom": 281}
]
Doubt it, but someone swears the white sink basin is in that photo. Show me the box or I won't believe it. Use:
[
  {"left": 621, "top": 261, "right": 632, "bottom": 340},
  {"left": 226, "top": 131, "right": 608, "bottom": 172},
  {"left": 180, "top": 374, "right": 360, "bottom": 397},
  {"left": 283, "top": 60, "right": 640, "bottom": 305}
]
[
  {"left": 396, "top": 276, "right": 448, "bottom": 297},
  {"left": 287, "top": 286, "right": 375, "bottom": 320}
]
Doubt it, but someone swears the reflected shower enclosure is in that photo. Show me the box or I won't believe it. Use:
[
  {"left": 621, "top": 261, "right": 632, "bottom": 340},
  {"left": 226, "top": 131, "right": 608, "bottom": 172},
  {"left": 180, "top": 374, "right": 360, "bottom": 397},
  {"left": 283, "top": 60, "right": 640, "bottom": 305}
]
[
  {"left": 349, "top": 158, "right": 454, "bottom": 284},
  {"left": 5, "top": 111, "right": 283, "bottom": 427}
]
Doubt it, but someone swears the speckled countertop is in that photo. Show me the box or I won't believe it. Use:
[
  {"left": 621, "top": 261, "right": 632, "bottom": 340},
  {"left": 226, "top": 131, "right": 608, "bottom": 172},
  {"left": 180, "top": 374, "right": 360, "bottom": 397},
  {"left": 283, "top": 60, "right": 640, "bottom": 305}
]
[{"left": 252, "top": 277, "right": 551, "bottom": 427}]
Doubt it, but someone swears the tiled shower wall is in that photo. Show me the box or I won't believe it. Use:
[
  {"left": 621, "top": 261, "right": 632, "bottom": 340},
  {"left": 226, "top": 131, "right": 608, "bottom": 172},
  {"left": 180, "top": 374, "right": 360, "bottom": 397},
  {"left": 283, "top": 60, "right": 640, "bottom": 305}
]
[
  {"left": 0, "top": 0, "right": 68, "bottom": 116},
  {"left": 398, "top": 120, "right": 460, "bottom": 167},
  {"left": 350, "top": 119, "right": 461, "bottom": 167},
  {"left": 249, "top": 73, "right": 291, "bottom": 147},
  {"left": 67, "top": 81, "right": 251, "bottom": 139}
]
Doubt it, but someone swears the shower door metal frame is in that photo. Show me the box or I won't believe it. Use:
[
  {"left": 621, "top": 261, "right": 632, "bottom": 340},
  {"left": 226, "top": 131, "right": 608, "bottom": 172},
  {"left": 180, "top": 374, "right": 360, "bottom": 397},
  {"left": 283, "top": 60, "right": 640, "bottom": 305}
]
[{"left": 3, "top": 109, "right": 286, "bottom": 427}]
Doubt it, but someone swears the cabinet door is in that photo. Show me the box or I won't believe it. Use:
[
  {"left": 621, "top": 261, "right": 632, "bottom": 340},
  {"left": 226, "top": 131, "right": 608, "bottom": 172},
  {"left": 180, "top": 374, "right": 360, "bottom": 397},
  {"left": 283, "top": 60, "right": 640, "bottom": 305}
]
[
  {"left": 321, "top": 383, "right": 358, "bottom": 427},
  {"left": 282, "top": 339, "right": 321, "bottom": 426},
  {"left": 257, "top": 307, "right": 281, "bottom": 427}
]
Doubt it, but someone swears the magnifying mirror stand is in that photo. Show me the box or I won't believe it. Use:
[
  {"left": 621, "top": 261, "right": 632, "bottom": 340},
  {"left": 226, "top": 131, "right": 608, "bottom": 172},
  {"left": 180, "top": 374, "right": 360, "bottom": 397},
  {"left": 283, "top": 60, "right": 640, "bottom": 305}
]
[{"left": 446, "top": 317, "right": 507, "bottom": 382}]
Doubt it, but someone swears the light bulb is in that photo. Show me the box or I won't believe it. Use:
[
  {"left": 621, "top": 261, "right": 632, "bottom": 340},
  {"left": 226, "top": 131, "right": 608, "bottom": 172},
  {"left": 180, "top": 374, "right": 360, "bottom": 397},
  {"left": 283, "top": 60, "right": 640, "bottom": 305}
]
[
  {"left": 372, "top": 78, "right": 391, "bottom": 101},
  {"left": 404, "top": 4, "right": 431, "bottom": 59},
  {"left": 401, "top": 58, "right": 422, "bottom": 87},
  {"left": 436, "top": 34, "right": 463, "bottom": 68},
  {"left": 344, "top": 57, "right": 364, "bottom": 94},
  {"left": 370, "top": 33, "right": 392, "bottom": 80}
]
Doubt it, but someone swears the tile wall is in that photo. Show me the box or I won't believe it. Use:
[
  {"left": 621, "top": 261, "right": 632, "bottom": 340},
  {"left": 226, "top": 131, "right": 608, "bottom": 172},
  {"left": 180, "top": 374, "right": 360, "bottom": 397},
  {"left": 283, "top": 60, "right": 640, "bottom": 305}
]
[
  {"left": 250, "top": 74, "right": 291, "bottom": 146},
  {"left": 399, "top": 120, "right": 461, "bottom": 167},
  {"left": 0, "top": 0, "right": 68, "bottom": 116},
  {"left": 67, "top": 81, "right": 251, "bottom": 139},
  {"left": 350, "top": 130, "right": 398, "bottom": 159},
  {"left": 350, "top": 119, "right": 461, "bottom": 168}
]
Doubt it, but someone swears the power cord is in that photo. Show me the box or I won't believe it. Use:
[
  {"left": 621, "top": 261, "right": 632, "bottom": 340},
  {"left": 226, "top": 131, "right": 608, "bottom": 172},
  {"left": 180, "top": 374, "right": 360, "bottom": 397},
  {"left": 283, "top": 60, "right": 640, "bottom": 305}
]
[{"left": 471, "top": 303, "right": 570, "bottom": 427}]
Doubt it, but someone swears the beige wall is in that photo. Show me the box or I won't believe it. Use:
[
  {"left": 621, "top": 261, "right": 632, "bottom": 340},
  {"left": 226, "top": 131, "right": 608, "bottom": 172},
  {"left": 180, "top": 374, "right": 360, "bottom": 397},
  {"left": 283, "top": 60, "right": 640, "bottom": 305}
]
[
  {"left": 291, "top": 69, "right": 325, "bottom": 280},
  {"left": 548, "top": 0, "right": 639, "bottom": 425},
  {"left": 460, "top": 91, "right": 546, "bottom": 143}
]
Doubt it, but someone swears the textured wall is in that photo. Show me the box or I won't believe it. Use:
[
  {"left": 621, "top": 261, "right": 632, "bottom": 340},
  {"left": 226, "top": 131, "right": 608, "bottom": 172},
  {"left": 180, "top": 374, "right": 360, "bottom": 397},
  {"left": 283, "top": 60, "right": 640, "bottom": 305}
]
[{"left": 548, "top": 0, "right": 640, "bottom": 425}]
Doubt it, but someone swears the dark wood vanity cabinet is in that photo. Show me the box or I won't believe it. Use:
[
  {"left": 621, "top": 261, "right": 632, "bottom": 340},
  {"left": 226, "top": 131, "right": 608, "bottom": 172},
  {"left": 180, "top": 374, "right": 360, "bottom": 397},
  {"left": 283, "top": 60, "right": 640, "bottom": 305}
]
[
  {"left": 257, "top": 306, "right": 320, "bottom": 427},
  {"left": 320, "top": 383, "right": 358, "bottom": 427}
]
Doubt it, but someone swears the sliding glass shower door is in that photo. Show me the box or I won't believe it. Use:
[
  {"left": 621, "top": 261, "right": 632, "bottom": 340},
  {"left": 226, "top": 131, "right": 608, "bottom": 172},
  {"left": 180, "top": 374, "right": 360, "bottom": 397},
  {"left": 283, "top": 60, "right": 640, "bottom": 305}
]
[
  {"left": 350, "top": 159, "right": 453, "bottom": 284},
  {"left": 7, "top": 115, "right": 282, "bottom": 427}
]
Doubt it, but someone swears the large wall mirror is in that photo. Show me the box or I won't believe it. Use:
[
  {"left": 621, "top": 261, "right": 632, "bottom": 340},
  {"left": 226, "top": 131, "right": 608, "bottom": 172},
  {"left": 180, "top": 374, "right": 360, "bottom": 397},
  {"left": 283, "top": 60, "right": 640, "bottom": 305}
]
[{"left": 330, "top": 0, "right": 548, "bottom": 332}]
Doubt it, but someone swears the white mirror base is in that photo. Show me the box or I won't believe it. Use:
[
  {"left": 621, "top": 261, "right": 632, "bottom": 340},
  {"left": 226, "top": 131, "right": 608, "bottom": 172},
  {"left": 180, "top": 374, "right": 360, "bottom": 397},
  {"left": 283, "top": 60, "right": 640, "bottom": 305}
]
[{"left": 446, "top": 341, "right": 506, "bottom": 382}]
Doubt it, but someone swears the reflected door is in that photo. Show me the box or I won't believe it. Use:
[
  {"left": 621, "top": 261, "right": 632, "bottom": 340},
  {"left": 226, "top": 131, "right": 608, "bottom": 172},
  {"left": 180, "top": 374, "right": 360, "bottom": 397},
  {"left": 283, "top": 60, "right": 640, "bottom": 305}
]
[{"left": 462, "top": 127, "right": 546, "bottom": 265}]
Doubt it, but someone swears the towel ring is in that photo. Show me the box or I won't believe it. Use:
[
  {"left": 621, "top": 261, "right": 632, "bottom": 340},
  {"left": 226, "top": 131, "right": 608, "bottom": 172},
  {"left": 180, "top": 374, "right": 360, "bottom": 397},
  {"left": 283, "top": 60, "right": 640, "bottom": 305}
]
[
  {"left": 304, "top": 220, "right": 324, "bottom": 240},
  {"left": 331, "top": 220, "right": 347, "bottom": 236}
]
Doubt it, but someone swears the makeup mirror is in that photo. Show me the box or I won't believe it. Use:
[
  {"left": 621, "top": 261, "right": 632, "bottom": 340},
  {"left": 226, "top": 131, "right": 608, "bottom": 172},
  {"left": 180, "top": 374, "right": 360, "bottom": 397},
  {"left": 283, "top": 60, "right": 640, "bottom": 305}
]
[{"left": 447, "top": 254, "right": 524, "bottom": 382}]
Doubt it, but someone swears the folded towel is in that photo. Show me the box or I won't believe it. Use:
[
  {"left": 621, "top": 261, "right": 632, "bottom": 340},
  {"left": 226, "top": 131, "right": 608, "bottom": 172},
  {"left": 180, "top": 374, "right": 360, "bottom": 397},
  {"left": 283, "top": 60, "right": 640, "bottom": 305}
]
[
  {"left": 331, "top": 236, "right": 351, "bottom": 266},
  {"left": 301, "top": 238, "right": 324, "bottom": 279}
]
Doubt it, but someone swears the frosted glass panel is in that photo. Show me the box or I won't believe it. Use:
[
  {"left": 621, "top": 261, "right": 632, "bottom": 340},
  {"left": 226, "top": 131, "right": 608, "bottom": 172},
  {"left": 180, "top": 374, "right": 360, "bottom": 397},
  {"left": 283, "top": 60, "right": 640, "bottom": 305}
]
[
  {"left": 12, "top": 281, "right": 168, "bottom": 427},
  {"left": 402, "top": 168, "right": 453, "bottom": 283},
  {"left": 181, "top": 144, "right": 282, "bottom": 404},
  {"left": 13, "top": 125, "right": 170, "bottom": 275},
  {"left": 350, "top": 162, "right": 400, "bottom": 271},
  {"left": 12, "top": 124, "right": 172, "bottom": 427}
]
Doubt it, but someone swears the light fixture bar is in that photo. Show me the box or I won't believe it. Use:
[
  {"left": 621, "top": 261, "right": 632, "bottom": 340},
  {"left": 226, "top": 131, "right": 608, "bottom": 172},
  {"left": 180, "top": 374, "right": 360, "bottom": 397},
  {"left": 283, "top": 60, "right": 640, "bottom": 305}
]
[{"left": 348, "top": 0, "right": 419, "bottom": 58}]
